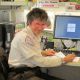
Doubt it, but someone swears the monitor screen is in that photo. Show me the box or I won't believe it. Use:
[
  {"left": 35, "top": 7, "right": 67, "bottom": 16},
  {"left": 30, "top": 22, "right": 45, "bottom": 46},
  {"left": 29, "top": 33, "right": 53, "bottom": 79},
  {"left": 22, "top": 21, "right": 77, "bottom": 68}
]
[{"left": 54, "top": 15, "right": 80, "bottom": 40}]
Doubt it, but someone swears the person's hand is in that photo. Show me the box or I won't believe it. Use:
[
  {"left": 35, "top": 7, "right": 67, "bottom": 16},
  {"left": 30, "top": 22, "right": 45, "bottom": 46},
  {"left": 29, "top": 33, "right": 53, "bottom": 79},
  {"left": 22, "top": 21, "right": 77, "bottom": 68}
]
[
  {"left": 63, "top": 53, "right": 76, "bottom": 63},
  {"left": 41, "top": 49, "right": 56, "bottom": 56}
]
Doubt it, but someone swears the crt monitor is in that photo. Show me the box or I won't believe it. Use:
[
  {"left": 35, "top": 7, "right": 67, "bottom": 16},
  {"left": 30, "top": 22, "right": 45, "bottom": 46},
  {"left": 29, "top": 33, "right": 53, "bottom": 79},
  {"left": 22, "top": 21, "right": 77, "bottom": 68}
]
[{"left": 54, "top": 15, "right": 80, "bottom": 40}]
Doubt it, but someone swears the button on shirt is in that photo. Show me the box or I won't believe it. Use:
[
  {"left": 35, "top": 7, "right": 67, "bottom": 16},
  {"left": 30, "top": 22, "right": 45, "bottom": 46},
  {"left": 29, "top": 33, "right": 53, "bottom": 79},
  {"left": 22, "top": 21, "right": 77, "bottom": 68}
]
[{"left": 8, "top": 26, "right": 62, "bottom": 68}]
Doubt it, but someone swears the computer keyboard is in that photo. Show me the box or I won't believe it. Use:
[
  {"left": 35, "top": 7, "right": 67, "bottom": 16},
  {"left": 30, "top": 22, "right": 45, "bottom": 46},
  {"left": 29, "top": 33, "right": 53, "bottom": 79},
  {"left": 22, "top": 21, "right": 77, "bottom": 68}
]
[{"left": 53, "top": 49, "right": 80, "bottom": 56}]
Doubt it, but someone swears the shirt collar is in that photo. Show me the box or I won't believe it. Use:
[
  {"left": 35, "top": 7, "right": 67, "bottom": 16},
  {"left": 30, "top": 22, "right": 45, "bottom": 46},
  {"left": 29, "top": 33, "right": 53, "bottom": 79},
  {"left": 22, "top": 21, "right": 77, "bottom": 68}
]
[{"left": 24, "top": 26, "right": 41, "bottom": 41}]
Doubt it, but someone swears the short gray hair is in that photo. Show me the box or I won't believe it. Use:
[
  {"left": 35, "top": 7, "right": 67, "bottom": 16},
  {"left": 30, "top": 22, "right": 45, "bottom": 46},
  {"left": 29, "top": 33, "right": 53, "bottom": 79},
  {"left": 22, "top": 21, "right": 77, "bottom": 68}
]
[{"left": 26, "top": 8, "right": 50, "bottom": 26}]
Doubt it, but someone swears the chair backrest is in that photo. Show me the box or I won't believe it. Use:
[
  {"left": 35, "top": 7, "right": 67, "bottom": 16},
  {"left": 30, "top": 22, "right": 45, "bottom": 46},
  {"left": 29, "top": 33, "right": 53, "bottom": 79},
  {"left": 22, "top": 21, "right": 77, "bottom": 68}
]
[
  {"left": 0, "top": 72, "right": 5, "bottom": 80},
  {"left": 0, "top": 47, "right": 9, "bottom": 79},
  {"left": 0, "top": 47, "right": 4, "bottom": 57}
]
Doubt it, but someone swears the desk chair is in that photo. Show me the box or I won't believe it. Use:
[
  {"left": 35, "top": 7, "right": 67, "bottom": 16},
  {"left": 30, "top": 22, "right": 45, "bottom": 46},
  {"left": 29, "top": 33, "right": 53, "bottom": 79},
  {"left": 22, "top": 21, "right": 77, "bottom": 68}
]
[
  {"left": 9, "top": 66, "right": 64, "bottom": 80},
  {"left": 0, "top": 47, "right": 64, "bottom": 80}
]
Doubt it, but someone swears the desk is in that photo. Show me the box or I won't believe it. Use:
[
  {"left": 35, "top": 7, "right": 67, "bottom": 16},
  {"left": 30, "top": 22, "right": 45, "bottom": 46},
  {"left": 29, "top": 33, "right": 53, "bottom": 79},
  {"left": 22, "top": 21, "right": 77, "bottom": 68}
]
[
  {"left": 66, "top": 61, "right": 80, "bottom": 66},
  {"left": 46, "top": 65, "right": 80, "bottom": 80},
  {"left": 41, "top": 51, "right": 80, "bottom": 80},
  {"left": 56, "top": 51, "right": 80, "bottom": 66},
  {"left": 41, "top": 61, "right": 80, "bottom": 80}
]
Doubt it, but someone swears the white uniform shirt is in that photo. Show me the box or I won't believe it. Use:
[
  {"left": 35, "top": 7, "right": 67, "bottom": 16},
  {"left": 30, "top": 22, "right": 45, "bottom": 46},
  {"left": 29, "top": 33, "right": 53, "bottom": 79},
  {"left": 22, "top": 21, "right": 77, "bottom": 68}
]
[{"left": 8, "top": 26, "right": 62, "bottom": 68}]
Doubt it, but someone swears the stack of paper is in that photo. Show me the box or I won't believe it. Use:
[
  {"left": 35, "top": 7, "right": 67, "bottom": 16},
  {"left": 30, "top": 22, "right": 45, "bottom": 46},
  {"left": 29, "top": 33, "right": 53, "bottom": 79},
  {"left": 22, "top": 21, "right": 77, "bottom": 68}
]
[
  {"left": 55, "top": 51, "right": 65, "bottom": 58},
  {"left": 73, "top": 57, "right": 80, "bottom": 62}
]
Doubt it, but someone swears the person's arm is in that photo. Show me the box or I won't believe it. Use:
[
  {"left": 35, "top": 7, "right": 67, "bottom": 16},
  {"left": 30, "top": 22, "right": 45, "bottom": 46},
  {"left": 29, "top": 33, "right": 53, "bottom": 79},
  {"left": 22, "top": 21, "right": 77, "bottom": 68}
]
[
  {"left": 63, "top": 53, "right": 76, "bottom": 63},
  {"left": 18, "top": 34, "right": 76, "bottom": 67},
  {"left": 18, "top": 43, "right": 62, "bottom": 67},
  {"left": 31, "top": 55, "right": 62, "bottom": 67},
  {"left": 31, "top": 52, "right": 76, "bottom": 67},
  {"left": 18, "top": 36, "right": 63, "bottom": 67},
  {"left": 41, "top": 49, "right": 56, "bottom": 56}
]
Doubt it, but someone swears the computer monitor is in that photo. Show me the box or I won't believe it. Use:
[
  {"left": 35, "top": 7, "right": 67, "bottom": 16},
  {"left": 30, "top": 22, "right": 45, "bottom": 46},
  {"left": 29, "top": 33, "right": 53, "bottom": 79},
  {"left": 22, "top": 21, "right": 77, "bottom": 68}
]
[{"left": 54, "top": 15, "right": 80, "bottom": 40}]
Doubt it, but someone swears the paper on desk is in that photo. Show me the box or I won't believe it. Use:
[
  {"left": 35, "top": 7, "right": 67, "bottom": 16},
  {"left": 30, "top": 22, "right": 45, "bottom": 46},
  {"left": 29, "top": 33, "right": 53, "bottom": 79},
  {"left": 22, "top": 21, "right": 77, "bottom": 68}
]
[
  {"left": 55, "top": 51, "right": 65, "bottom": 58},
  {"left": 55, "top": 52, "right": 80, "bottom": 62},
  {"left": 73, "top": 57, "right": 80, "bottom": 62}
]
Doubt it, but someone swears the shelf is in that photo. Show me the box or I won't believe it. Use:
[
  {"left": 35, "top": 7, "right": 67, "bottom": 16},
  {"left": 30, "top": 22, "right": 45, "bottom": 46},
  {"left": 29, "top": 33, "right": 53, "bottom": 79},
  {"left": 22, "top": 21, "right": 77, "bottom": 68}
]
[
  {"left": 0, "top": 1, "right": 27, "bottom": 6},
  {"left": 0, "top": 1, "right": 36, "bottom": 10}
]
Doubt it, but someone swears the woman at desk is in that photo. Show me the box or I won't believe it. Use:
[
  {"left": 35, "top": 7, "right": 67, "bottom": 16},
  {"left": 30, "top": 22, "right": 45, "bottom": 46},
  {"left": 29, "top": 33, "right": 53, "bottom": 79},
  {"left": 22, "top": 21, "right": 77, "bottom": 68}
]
[{"left": 8, "top": 8, "right": 77, "bottom": 80}]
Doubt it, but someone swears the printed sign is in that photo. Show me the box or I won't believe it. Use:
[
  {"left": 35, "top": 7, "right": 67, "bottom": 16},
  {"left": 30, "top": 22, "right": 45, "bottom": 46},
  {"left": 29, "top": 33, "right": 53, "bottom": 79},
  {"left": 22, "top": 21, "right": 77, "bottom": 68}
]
[{"left": 36, "top": 0, "right": 59, "bottom": 8}]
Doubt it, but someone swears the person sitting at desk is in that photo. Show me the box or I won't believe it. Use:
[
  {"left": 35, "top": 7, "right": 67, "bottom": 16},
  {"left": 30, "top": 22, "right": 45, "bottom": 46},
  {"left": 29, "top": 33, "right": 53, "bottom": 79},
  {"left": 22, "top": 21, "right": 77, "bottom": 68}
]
[{"left": 8, "top": 8, "right": 76, "bottom": 80}]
